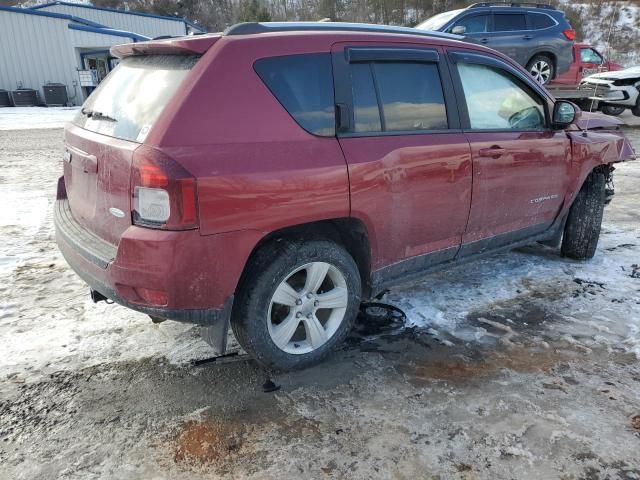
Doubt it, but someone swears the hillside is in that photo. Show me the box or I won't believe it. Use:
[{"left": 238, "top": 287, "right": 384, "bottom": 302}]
[{"left": 4, "top": 0, "right": 639, "bottom": 65}]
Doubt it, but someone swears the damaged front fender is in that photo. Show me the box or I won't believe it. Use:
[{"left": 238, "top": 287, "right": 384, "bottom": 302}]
[{"left": 563, "top": 125, "right": 635, "bottom": 214}]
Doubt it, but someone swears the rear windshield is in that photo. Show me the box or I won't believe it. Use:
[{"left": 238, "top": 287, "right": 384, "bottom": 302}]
[{"left": 73, "top": 55, "right": 199, "bottom": 142}]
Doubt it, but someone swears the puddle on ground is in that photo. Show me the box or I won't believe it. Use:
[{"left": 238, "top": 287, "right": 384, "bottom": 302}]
[
  {"left": 396, "top": 346, "right": 576, "bottom": 388},
  {"left": 173, "top": 418, "right": 245, "bottom": 465}
]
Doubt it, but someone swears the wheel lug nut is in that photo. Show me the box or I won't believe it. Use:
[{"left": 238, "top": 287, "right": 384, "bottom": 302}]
[
  {"left": 307, "top": 293, "right": 313, "bottom": 299},
  {"left": 296, "top": 312, "right": 302, "bottom": 318},
  {"left": 306, "top": 313, "right": 312, "bottom": 319},
  {"left": 314, "top": 300, "right": 319, "bottom": 307}
]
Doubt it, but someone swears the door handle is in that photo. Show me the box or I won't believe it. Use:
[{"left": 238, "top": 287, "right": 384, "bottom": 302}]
[
  {"left": 523, "top": 35, "right": 532, "bottom": 40},
  {"left": 478, "top": 146, "right": 506, "bottom": 158},
  {"left": 479, "top": 38, "right": 488, "bottom": 44}
]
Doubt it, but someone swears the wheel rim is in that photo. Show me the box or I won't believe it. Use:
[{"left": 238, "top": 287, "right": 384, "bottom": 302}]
[
  {"left": 267, "top": 262, "right": 348, "bottom": 355},
  {"left": 530, "top": 60, "right": 551, "bottom": 84}
]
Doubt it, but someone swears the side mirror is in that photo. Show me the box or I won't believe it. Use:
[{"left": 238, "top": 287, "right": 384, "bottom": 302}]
[
  {"left": 451, "top": 25, "right": 466, "bottom": 35},
  {"left": 553, "top": 100, "right": 581, "bottom": 128}
]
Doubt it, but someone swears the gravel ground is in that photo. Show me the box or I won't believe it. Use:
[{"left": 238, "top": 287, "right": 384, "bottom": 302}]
[{"left": 0, "top": 127, "right": 639, "bottom": 480}]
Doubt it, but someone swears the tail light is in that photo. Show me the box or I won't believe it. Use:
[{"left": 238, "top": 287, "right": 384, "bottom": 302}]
[
  {"left": 563, "top": 29, "right": 576, "bottom": 41},
  {"left": 131, "top": 145, "right": 198, "bottom": 230}
]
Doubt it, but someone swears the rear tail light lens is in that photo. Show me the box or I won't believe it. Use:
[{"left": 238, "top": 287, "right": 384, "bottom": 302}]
[
  {"left": 135, "top": 287, "right": 168, "bottom": 306},
  {"left": 131, "top": 145, "right": 198, "bottom": 230},
  {"left": 563, "top": 29, "right": 576, "bottom": 41}
]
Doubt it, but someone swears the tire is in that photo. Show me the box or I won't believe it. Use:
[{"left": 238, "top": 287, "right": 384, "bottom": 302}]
[
  {"left": 561, "top": 171, "right": 606, "bottom": 260},
  {"left": 632, "top": 95, "right": 640, "bottom": 117},
  {"left": 600, "top": 105, "right": 625, "bottom": 116},
  {"left": 527, "top": 54, "right": 555, "bottom": 85},
  {"left": 231, "top": 239, "right": 361, "bottom": 371}
]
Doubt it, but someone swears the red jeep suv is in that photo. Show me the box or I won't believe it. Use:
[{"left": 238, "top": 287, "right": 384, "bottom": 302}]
[{"left": 55, "top": 22, "right": 634, "bottom": 370}]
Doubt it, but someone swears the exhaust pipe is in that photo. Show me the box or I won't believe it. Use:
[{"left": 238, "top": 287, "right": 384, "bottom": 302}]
[{"left": 90, "top": 288, "right": 109, "bottom": 304}]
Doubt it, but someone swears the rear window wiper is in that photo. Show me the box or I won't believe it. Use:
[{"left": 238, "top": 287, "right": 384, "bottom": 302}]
[{"left": 81, "top": 108, "right": 117, "bottom": 122}]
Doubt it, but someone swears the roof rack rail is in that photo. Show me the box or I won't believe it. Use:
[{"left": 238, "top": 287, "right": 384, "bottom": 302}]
[
  {"left": 469, "top": 2, "right": 556, "bottom": 9},
  {"left": 224, "top": 21, "right": 462, "bottom": 40}
]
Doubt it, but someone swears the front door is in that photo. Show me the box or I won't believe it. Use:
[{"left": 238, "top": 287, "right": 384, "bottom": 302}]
[
  {"left": 448, "top": 51, "right": 571, "bottom": 254},
  {"left": 331, "top": 43, "right": 472, "bottom": 274}
]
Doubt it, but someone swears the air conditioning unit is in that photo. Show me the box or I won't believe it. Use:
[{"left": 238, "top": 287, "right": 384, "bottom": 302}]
[
  {"left": 43, "top": 83, "right": 69, "bottom": 106},
  {"left": 0, "top": 89, "right": 11, "bottom": 107},
  {"left": 12, "top": 88, "right": 38, "bottom": 107}
]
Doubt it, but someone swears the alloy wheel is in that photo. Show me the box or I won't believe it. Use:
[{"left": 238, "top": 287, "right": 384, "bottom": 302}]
[
  {"left": 267, "top": 262, "right": 349, "bottom": 354},
  {"left": 530, "top": 60, "right": 551, "bottom": 84}
]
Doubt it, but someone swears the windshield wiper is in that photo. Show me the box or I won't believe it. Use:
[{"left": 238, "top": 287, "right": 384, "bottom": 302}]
[{"left": 81, "top": 108, "right": 117, "bottom": 122}]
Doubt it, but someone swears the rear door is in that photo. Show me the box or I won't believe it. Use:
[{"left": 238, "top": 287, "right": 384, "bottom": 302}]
[
  {"left": 332, "top": 43, "right": 472, "bottom": 271},
  {"left": 488, "top": 11, "right": 531, "bottom": 66},
  {"left": 447, "top": 50, "right": 571, "bottom": 252},
  {"left": 64, "top": 55, "right": 199, "bottom": 245}
]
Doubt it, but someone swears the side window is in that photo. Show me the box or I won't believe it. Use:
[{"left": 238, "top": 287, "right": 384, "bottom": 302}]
[
  {"left": 350, "top": 61, "right": 448, "bottom": 133},
  {"left": 457, "top": 63, "right": 545, "bottom": 130},
  {"left": 530, "top": 13, "right": 555, "bottom": 30},
  {"left": 452, "top": 14, "right": 490, "bottom": 34},
  {"left": 493, "top": 13, "right": 527, "bottom": 32},
  {"left": 580, "top": 48, "right": 603, "bottom": 64},
  {"left": 254, "top": 53, "right": 335, "bottom": 136},
  {"left": 351, "top": 64, "right": 382, "bottom": 133}
]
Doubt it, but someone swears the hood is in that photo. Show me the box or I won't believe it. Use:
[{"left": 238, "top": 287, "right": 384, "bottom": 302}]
[{"left": 585, "top": 66, "right": 640, "bottom": 81}]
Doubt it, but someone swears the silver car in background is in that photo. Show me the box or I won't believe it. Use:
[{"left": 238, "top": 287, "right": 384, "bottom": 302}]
[{"left": 581, "top": 66, "right": 640, "bottom": 117}]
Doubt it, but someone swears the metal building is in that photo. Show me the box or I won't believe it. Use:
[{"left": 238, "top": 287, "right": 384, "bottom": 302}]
[{"left": 0, "top": 2, "right": 205, "bottom": 106}]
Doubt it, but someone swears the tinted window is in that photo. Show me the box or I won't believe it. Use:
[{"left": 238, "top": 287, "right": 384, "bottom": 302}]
[
  {"left": 580, "top": 48, "right": 603, "bottom": 64},
  {"left": 458, "top": 63, "right": 545, "bottom": 130},
  {"left": 254, "top": 53, "right": 335, "bottom": 136},
  {"left": 453, "top": 14, "right": 490, "bottom": 34},
  {"left": 351, "top": 64, "right": 382, "bottom": 133},
  {"left": 530, "top": 13, "right": 555, "bottom": 29},
  {"left": 493, "top": 13, "right": 527, "bottom": 31},
  {"left": 350, "top": 62, "right": 447, "bottom": 133},
  {"left": 73, "top": 55, "right": 199, "bottom": 142},
  {"left": 374, "top": 63, "right": 447, "bottom": 131}
]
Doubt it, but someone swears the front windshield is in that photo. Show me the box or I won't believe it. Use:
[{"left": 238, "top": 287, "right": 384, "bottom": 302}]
[{"left": 416, "top": 9, "right": 463, "bottom": 31}]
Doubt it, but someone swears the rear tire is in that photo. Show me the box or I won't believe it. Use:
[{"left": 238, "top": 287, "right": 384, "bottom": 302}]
[
  {"left": 231, "top": 239, "right": 361, "bottom": 371},
  {"left": 600, "top": 105, "right": 625, "bottom": 116},
  {"left": 527, "top": 54, "right": 555, "bottom": 85},
  {"left": 561, "top": 172, "right": 606, "bottom": 260}
]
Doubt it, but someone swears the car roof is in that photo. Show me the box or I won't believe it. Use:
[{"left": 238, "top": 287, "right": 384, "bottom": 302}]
[
  {"left": 465, "top": 2, "right": 557, "bottom": 12},
  {"left": 224, "top": 21, "right": 462, "bottom": 41}
]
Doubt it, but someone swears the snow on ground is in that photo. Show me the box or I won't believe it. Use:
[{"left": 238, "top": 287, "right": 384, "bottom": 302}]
[
  {"left": 0, "top": 107, "right": 79, "bottom": 131},
  {"left": 0, "top": 127, "right": 638, "bottom": 381}
]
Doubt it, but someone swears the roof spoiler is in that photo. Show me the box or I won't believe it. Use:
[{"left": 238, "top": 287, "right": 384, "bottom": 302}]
[{"left": 111, "top": 34, "right": 220, "bottom": 58}]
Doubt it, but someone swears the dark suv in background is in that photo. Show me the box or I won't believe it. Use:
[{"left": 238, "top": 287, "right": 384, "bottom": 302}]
[{"left": 416, "top": 2, "right": 575, "bottom": 85}]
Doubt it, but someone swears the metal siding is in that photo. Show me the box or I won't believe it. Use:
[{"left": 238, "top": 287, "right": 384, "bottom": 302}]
[
  {"left": 0, "top": 11, "right": 82, "bottom": 105},
  {"left": 37, "top": 4, "right": 186, "bottom": 37},
  {"left": 68, "top": 28, "right": 132, "bottom": 49}
]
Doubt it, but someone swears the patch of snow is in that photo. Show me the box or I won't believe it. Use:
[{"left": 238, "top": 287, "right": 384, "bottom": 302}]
[{"left": 0, "top": 107, "right": 79, "bottom": 130}]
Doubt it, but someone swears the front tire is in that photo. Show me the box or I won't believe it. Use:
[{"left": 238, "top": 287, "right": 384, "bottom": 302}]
[
  {"left": 561, "top": 172, "right": 606, "bottom": 260},
  {"left": 600, "top": 105, "right": 625, "bottom": 116},
  {"left": 231, "top": 239, "right": 361, "bottom": 370},
  {"left": 527, "top": 54, "right": 555, "bottom": 85}
]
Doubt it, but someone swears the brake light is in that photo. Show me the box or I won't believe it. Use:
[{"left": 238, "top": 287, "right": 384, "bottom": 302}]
[
  {"left": 563, "top": 29, "right": 576, "bottom": 41},
  {"left": 131, "top": 145, "right": 198, "bottom": 230}
]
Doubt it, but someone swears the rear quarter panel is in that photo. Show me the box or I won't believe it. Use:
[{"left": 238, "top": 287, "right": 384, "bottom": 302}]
[{"left": 147, "top": 35, "right": 351, "bottom": 237}]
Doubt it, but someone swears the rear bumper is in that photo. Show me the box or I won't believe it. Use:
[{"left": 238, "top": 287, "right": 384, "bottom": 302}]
[{"left": 54, "top": 196, "right": 234, "bottom": 326}]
